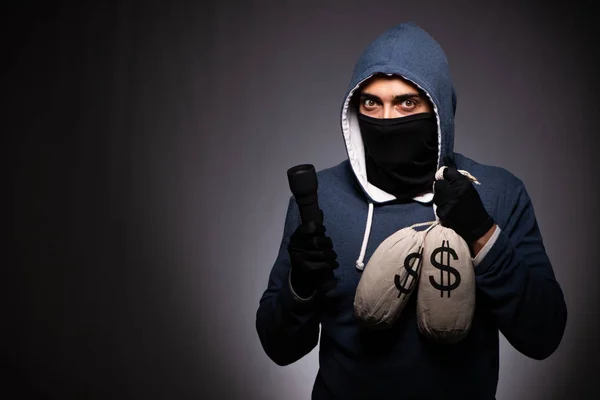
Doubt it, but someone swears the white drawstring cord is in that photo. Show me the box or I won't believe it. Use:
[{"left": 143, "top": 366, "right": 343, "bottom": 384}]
[{"left": 355, "top": 202, "right": 374, "bottom": 270}]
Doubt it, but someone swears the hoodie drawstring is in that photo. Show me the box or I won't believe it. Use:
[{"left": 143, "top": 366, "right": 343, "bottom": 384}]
[{"left": 355, "top": 202, "right": 374, "bottom": 271}]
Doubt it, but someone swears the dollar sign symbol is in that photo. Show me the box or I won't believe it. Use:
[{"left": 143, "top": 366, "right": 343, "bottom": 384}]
[
  {"left": 429, "top": 240, "right": 461, "bottom": 298},
  {"left": 394, "top": 247, "right": 422, "bottom": 298}
]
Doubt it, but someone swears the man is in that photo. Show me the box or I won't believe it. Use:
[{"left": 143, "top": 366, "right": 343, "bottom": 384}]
[{"left": 256, "top": 22, "right": 567, "bottom": 399}]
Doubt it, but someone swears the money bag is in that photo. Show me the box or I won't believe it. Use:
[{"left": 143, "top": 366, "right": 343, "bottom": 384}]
[
  {"left": 354, "top": 223, "right": 432, "bottom": 330},
  {"left": 416, "top": 223, "right": 476, "bottom": 344}
]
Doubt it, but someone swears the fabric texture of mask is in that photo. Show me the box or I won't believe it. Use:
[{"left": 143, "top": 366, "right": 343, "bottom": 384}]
[{"left": 358, "top": 112, "right": 438, "bottom": 202}]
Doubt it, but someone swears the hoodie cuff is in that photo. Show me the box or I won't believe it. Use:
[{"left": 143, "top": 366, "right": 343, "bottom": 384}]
[
  {"left": 473, "top": 225, "right": 501, "bottom": 267},
  {"left": 281, "top": 269, "right": 317, "bottom": 308},
  {"left": 473, "top": 227, "right": 516, "bottom": 277}
]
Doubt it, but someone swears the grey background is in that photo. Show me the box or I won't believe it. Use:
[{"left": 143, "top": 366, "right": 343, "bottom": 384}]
[{"left": 5, "top": 1, "right": 599, "bottom": 399}]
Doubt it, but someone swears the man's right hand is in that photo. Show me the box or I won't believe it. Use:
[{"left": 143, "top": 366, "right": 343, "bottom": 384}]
[{"left": 287, "top": 221, "right": 339, "bottom": 299}]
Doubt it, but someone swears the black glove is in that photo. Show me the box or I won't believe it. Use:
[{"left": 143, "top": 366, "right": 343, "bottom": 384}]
[
  {"left": 287, "top": 221, "right": 339, "bottom": 298},
  {"left": 433, "top": 156, "right": 495, "bottom": 243}
]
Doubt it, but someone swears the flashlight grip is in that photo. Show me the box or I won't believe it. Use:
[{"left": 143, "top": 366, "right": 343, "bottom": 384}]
[{"left": 287, "top": 164, "right": 336, "bottom": 294}]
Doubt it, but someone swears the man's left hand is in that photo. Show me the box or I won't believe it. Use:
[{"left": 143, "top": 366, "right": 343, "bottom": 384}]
[{"left": 433, "top": 156, "right": 495, "bottom": 248}]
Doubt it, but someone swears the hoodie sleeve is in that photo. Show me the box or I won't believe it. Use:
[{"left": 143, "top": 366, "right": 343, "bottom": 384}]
[
  {"left": 255, "top": 196, "right": 321, "bottom": 366},
  {"left": 474, "top": 178, "right": 567, "bottom": 360}
]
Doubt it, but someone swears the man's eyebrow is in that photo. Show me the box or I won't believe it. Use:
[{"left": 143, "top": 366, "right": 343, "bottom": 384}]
[
  {"left": 393, "top": 93, "right": 422, "bottom": 102},
  {"left": 357, "top": 93, "right": 381, "bottom": 103}
]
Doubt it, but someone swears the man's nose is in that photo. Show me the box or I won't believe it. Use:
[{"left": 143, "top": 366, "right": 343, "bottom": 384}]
[{"left": 382, "top": 105, "right": 394, "bottom": 119}]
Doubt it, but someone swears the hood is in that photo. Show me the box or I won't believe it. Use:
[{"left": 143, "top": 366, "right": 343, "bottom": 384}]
[{"left": 340, "top": 22, "right": 457, "bottom": 204}]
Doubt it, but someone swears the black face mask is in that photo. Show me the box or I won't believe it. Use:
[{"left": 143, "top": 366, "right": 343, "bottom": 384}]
[{"left": 358, "top": 112, "right": 438, "bottom": 202}]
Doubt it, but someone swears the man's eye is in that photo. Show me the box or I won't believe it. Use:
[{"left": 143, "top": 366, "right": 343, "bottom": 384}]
[
  {"left": 402, "top": 99, "right": 416, "bottom": 108},
  {"left": 363, "top": 99, "right": 377, "bottom": 108}
]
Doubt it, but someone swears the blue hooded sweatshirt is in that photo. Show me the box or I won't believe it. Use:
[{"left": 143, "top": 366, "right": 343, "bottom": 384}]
[{"left": 256, "top": 22, "right": 567, "bottom": 399}]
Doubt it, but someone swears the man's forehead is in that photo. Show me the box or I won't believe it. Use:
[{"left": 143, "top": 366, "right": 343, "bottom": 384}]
[{"left": 359, "top": 75, "right": 423, "bottom": 96}]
